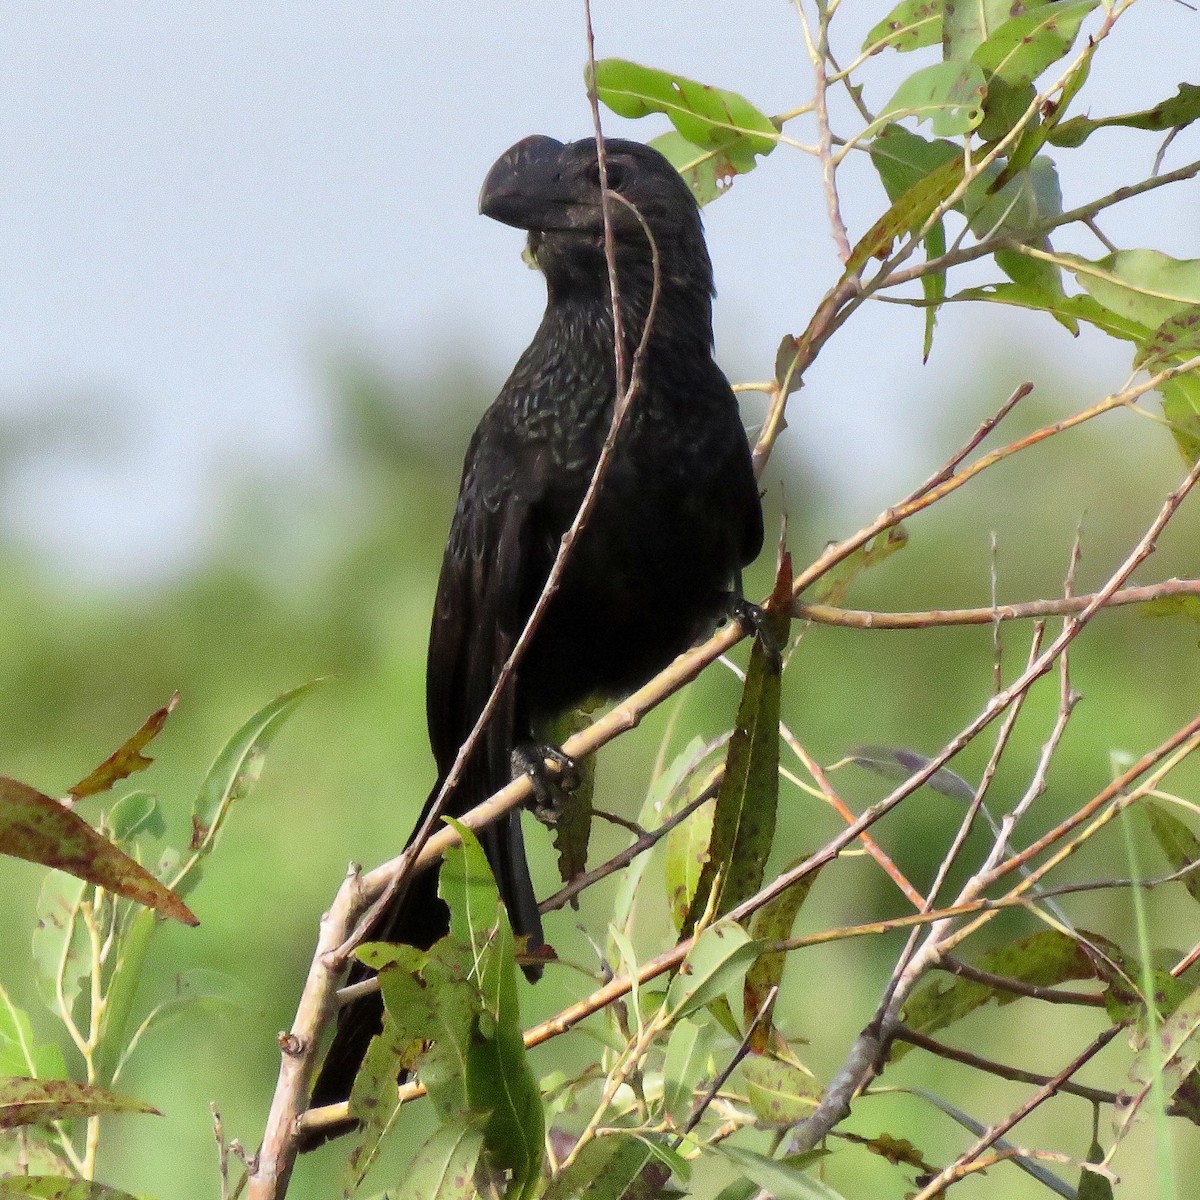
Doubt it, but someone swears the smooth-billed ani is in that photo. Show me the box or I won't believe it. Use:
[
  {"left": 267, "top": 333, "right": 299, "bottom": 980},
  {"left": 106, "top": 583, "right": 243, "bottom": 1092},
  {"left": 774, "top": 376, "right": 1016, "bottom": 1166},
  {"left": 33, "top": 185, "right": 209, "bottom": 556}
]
[{"left": 305, "top": 134, "right": 763, "bottom": 1134}]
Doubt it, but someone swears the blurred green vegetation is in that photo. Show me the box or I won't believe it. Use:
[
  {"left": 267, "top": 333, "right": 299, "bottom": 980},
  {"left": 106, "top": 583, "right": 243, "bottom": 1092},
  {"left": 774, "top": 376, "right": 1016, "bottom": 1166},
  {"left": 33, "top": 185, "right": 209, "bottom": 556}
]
[{"left": 0, "top": 348, "right": 1197, "bottom": 1198}]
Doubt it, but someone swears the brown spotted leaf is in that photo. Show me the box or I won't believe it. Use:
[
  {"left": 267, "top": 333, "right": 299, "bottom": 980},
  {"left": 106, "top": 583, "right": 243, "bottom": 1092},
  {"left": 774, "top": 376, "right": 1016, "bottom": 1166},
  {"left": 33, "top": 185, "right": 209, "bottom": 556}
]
[
  {"left": 0, "top": 777, "right": 196, "bottom": 926},
  {"left": 0, "top": 1077, "right": 159, "bottom": 1129},
  {"left": 683, "top": 554, "right": 792, "bottom": 935},
  {"left": 0, "top": 1177, "right": 149, "bottom": 1200},
  {"left": 67, "top": 693, "right": 179, "bottom": 801}
]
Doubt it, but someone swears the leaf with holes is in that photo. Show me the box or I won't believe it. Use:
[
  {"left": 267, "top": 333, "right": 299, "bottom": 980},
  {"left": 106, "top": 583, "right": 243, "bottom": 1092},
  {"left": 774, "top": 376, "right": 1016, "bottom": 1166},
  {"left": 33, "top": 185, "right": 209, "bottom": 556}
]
[
  {"left": 880, "top": 61, "right": 986, "bottom": 137},
  {"left": 591, "top": 59, "right": 776, "bottom": 174}
]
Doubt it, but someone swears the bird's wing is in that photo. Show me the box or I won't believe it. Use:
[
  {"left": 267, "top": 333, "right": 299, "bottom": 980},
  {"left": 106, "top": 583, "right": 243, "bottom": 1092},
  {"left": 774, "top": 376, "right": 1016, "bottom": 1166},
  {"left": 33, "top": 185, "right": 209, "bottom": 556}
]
[{"left": 423, "top": 415, "right": 553, "bottom": 946}]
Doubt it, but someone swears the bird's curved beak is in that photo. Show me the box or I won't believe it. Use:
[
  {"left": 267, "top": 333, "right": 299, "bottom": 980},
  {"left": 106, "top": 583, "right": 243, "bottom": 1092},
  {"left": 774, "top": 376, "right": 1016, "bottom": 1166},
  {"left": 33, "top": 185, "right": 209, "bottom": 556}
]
[{"left": 479, "top": 135, "right": 579, "bottom": 231}]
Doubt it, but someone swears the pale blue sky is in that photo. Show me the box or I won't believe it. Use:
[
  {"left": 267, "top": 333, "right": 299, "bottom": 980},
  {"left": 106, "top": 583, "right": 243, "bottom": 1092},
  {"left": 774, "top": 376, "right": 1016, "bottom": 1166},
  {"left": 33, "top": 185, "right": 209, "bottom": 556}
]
[{"left": 0, "top": 3, "right": 1195, "bottom": 579}]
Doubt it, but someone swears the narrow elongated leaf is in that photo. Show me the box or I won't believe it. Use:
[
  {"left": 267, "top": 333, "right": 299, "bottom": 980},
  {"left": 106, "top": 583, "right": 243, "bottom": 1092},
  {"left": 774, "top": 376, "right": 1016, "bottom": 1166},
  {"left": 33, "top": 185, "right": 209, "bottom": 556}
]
[
  {"left": 178, "top": 680, "right": 325, "bottom": 894},
  {"left": 807, "top": 527, "right": 908, "bottom": 607},
  {"left": 880, "top": 61, "right": 987, "bottom": 137},
  {"left": 591, "top": 59, "right": 777, "bottom": 172},
  {"left": 1143, "top": 801, "right": 1200, "bottom": 905},
  {"left": 847, "top": 745, "right": 975, "bottom": 803},
  {"left": 952, "top": 283, "right": 1150, "bottom": 342},
  {"left": 845, "top": 160, "right": 965, "bottom": 277},
  {"left": 31, "top": 871, "right": 90, "bottom": 1015},
  {"left": 0, "top": 1078, "right": 159, "bottom": 1129},
  {"left": 0, "top": 777, "right": 195, "bottom": 926},
  {"left": 744, "top": 864, "right": 822, "bottom": 1049},
  {"left": 0, "top": 1178, "right": 149, "bottom": 1200},
  {"left": 897, "top": 929, "right": 1108, "bottom": 1055},
  {"left": 1050, "top": 82, "right": 1200, "bottom": 148},
  {"left": 712, "top": 1145, "right": 843, "bottom": 1199},
  {"left": 68, "top": 693, "right": 178, "bottom": 800},
  {"left": 684, "top": 556, "right": 791, "bottom": 933},
  {"left": 661, "top": 1017, "right": 714, "bottom": 1121},
  {"left": 444, "top": 821, "right": 544, "bottom": 1198}
]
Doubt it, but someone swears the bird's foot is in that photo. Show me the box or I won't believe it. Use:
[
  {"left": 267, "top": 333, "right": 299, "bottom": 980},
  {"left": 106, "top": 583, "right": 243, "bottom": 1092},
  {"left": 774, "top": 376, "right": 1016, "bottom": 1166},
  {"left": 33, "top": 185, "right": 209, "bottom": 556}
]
[
  {"left": 511, "top": 743, "right": 580, "bottom": 826},
  {"left": 726, "top": 595, "right": 784, "bottom": 673}
]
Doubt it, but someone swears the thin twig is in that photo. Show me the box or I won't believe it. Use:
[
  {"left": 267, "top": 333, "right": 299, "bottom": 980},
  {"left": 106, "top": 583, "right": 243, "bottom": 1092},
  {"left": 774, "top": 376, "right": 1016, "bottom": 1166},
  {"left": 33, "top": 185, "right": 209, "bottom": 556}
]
[
  {"left": 894, "top": 1026, "right": 1119, "bottom": 1103},
  {"left": 792, "top": 577, "right": 1200, "bottom": 628}
]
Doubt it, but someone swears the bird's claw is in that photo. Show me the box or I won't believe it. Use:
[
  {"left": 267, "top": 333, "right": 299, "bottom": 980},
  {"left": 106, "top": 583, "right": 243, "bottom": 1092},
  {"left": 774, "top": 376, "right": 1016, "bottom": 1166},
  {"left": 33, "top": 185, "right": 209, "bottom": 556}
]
[
  {"left": 727, "top": 596, "right": 784, "bottom": 673},
  {"left": 511, "top": 743, "right": 580, "bottom": 826}
]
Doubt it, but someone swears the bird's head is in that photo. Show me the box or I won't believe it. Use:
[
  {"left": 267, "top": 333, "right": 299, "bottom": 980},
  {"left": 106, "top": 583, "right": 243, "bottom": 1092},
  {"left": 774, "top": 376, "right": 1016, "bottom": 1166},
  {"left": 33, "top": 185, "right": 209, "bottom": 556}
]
[{"left": 479, "top": 135, "right": 712, "bottom": 306}]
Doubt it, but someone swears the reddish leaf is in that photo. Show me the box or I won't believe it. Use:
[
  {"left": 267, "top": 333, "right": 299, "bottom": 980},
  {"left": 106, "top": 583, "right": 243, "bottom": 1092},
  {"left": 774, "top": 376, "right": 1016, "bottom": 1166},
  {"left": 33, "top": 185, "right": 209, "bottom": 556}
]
[
  {"left": 0, "top": 777, "right": 197, "bottom": 926},
  {"left": 68, "top": 693, "right": 179, "bottom": 801}
]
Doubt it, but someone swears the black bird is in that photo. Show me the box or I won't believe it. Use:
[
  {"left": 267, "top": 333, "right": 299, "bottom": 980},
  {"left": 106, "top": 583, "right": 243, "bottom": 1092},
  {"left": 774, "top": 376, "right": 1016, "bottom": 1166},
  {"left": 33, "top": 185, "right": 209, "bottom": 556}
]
[{"left": 306, "top": 134, "right": 763, "bottom": 1132}]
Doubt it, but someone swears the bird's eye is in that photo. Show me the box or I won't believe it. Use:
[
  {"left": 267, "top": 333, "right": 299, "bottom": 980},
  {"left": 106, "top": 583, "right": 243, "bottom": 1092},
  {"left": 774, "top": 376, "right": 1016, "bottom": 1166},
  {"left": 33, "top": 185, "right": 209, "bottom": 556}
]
[{"left": 588, "top": 159, "right": 625, "bottom": 191}]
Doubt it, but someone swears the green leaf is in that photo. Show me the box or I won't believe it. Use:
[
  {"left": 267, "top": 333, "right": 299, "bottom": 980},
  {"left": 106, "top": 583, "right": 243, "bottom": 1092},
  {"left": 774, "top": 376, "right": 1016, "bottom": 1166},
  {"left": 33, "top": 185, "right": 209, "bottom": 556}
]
[
  {"left": 0, "top": 984, "right": 66, "bottom": 1080},
  {"left": 542, "top": 1133, "right": 667, "bottom": 1200},
  {"left": 711, "top": 1146, "right": 842, "bottom": 1199},
  {"left": 951, "top": 283, "right": 1150, "bottom": 343},
  {"left": 67, "top": 693, "right": 178, "bottom": 800},
  {"left": 590, "top": 59, "right": 777, "bottom": 173},
  {"left": 1160, "top": 371, "right": 1200, "bottom": 464},
  {"left": 667, "top": 920, "right": 759, "bottom": 1021},
  {"left": 649, "top": 131, "right": 742, "bottom": 207},
  {"left": 971, "top": 0, "right": 1099, "bottom": 88},
  {"left": 864, "top": 0, "right": 944, "bottom": 53},
  {"left": 395, "top": 1117, "right": 486, "bottom": 1200},
  {"left": 1135, "top": 307, "right": 1200, "bottom": 373},
  {"left": 177, "top": 679, "right": 325, "bottom": 895},
  {"left": 441, "top": 817, "right": 503, "bottom": 956},
  {"left": 653, "top": 739, "right": 717, "bottom": 932},
  {"left": 409, "top": 942, "right": 479, "bottom": 1124},
  {"left": 897, "top": 929, "right": 1108, "bottom": 1055},
  {"left": 684, "top": 556, "right": 791, "bottom": 934},
  {"left": 105, "top": 791, "right": 164, "bottom": 845},
  {"left": 0, "top": 1178, "right": 150, "bottom": 1200},
  {"left": 962, "top": 157, "right": 1062, "bottom": 240},
  {"left": 0, "top": 1077, "right": 159, "bottom": 1129},
  {"left": 1061, "top": 250, "right": 1200, "bottom": 330},
  {"left": 1143, "top": 802, "right": 1200, "bottom": 905},
  {"left": 744, "top": 864, "right": 822, "bottom": 1050},
  {"left": 881, "top": 62, "right": 986, "bottom": 136},
  {"left": 1050, "top": 82, "right": 1200, "bottom": 148},
  {"left": 446, "top": 821, "right": 545, "bottom": 1197},
  {"left": 846, "top": 745, "right": 975, "bottom": 803},
  {"left": 661, "top": 1017, "right": 714, "bottom": 1121},
  {"left": 806, "top": 527, "right": 908, "bottom": 607},
  {"left": 1078, "top": 1128, "right": 1114, "bottom": 1200},
  {"left": 1118, "top": 981, "right": 1200, "bottom": 1139},
  {"left": 943, "top": 0, "right": 1030, "bottom": 59},
  {"left": 869, "top": 124, "right": 961, "bottom": 201},
  {"left": 741, "top": 1055, "right": 821, "bottom": 1126},
  {"left": 31, "top": 871, "right": 90, "bottom": 1017},
  {"left": 0, "top": 776, "right": 195, "bottom": 926}
]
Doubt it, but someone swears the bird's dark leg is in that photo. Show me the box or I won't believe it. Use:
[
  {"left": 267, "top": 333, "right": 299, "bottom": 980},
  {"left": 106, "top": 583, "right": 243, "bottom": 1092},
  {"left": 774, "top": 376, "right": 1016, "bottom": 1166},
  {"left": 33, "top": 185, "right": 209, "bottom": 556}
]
[
  {"left": 725, "top": 593, "right": 784, "bottom": 673},
  {"left": 511, "top": 743, "right": 581, "bottom": 826}
]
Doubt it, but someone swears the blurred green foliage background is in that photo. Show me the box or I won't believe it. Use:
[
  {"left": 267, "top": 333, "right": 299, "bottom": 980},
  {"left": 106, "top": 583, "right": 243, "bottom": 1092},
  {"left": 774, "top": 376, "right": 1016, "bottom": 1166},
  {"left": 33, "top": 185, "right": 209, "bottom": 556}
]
[{"left": 1, "top": 345, "right": 1197, "bottom": 1198}]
